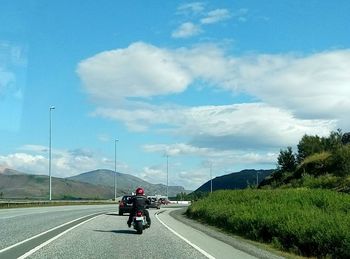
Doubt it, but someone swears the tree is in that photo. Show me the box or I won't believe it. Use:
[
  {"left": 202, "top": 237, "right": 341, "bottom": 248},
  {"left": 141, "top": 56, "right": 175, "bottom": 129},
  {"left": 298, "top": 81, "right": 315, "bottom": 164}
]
[
  {"left": 341, "top": 132, "right": 350, "bottom": 145},
  {"left": 322, "top": 129, "right": 343, "bottom": 152},
  {"left": 277, "top": 146, "right": 297, "bottom": 172},
  {"left": 297, "top": 135, "right": 324, "bottom": 163},
  {"left": 175, "top": 192, "right": 187, "bottom": 201},
  {"left": 330, "top": 145, "right": 350, "bottom": 177}
]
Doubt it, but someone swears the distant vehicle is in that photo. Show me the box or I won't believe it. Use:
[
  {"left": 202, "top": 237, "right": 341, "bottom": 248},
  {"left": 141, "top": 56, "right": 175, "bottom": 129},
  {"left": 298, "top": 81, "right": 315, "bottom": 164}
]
[
  {"left": 118, "top": 195, "right": 133, "bottom": 215},
  {"left": 158, "top": 197, "right": 170, "bottom": 205},
  {"left": 147, "top": 196, "right": 160, "bottom": 209}
]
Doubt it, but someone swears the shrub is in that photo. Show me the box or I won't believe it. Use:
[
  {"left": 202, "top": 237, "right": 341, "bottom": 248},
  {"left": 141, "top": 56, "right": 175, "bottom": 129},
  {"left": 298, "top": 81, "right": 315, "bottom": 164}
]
[
  {"left": 329, "top": 145, "right": 350, "bottom": 177},
  {"left": 295, "top": 151, "right": 332, "bottom": 178}
]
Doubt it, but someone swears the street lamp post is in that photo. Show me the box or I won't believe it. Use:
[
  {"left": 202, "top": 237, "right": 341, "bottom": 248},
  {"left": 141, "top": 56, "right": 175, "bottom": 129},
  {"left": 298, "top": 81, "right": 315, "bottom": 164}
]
[
  {"left": 210, "top": 163, "right": 213, "bottom": 193},
  {"left": 114, "top": 139, "right": 118, "bottom": 201},
  {"left": 49, "top": 106, "right": 55, "bottom": 201},
  {"left": 166, "top": 155, "right": 169, "bottom": 199},
  {"left": 256, "top": 171, "right": 259, "bottom": 187}
]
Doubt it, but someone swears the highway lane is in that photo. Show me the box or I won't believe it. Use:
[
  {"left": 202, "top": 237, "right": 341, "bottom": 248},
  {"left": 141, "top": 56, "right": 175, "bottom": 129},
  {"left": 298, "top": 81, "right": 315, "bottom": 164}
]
[
  {"left": 0, "top": 205, "right": 271, "bottom": 258},
  {"left": 0, "top": 204, "right": 117, "bottom": 251},
  {"left": 26, "top": 208, "right": 208, "bottom": 259}
]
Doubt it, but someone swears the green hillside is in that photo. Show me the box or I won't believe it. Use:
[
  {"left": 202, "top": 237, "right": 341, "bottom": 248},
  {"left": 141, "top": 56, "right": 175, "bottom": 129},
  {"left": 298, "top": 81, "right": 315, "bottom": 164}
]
[
  {"left": 260, "top": 130, "right": 350, "bottom": 192},
  {"left": 195, "top": 169, "right": 273, "bottom": 192},
  {"left": 0, "top": 174, "right": 114, "bottom": 200}
]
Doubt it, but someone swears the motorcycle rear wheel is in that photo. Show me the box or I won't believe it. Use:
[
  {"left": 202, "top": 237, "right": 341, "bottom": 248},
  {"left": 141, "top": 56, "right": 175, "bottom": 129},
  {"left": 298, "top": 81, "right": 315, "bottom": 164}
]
[{"left": 136, "top": 221, "right": 143, "bottom": 234}]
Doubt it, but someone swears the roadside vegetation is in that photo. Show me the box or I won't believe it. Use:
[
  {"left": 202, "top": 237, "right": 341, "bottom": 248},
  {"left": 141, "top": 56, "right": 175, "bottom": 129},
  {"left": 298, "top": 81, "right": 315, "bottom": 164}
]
[
  {"left": 187, "top": 130, "right": 350, "bottom": 258},
  {"left": 260, "top": 130, "right": 350, "bottom": 191},
  {"left": 187, "top": 189, "right": 350, "bottom": 258}
]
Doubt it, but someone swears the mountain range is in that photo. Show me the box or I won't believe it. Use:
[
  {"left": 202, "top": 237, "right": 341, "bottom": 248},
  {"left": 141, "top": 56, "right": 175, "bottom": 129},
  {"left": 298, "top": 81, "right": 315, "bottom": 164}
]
[
  {"left": 68, "top": 169, "right": 187, "bottom": 197},
  {"left": 195, "top": 169, "right": 274, "bottom": 192},
  {"left": 0, "top": 169, "right": 114, "bottom": 199},
  {"left": 0, "top": 168, "right": 187, "bottom": 199},
  {"left": 0, "top": 167, "right": 274, "bottom": 199}
]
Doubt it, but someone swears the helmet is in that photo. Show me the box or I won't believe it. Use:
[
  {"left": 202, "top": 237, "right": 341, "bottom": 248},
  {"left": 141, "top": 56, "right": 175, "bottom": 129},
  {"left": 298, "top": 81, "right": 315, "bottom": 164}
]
[{"left": 136, "top": 187, "right": 144, "bottom": 195}]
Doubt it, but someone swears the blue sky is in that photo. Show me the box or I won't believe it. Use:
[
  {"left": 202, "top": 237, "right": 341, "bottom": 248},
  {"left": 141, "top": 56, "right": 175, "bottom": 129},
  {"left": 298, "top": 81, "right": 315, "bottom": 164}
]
[{"left": 0, "top": 0, "right": 350, "bottom": 190}]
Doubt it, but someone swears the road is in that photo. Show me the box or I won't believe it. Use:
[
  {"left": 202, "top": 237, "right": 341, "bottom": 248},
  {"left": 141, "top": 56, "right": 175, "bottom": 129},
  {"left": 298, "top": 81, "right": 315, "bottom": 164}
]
[{"left": 0, "top": 205, "right": 275, "bottom": 259}]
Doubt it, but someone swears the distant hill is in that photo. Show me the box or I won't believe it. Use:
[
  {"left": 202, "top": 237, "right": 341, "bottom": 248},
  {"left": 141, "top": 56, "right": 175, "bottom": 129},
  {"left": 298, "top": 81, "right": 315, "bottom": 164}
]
[
  {"left": 195, "top": 169, "right": 274, "bottom": 192},
  {"left": 0, "top": 173, "right": 114, "bottom": 199},
  {"left": 68, "top": 169, "right": 188, "bottom": 197},
  {"left": 0, "top": 167, "right": 26, "bottom": 176}
]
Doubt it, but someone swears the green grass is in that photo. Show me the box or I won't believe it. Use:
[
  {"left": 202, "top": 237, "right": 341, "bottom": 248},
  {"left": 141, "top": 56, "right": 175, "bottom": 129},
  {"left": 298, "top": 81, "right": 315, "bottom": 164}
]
[{"left": 186, "top": 189, "right": 350, "bottom": 258}]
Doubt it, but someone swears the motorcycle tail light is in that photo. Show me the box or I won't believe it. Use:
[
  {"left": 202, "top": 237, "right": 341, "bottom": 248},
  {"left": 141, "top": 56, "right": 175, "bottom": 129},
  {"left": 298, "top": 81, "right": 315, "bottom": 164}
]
[{"left": 136, "top": 211, "right": 142, "bottom": 216}]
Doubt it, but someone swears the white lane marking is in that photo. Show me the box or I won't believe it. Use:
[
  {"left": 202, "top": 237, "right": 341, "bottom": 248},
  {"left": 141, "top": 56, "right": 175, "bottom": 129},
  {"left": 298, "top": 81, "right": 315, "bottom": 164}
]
[
  {"left": 0, "top": 212, "right": 104, "bottom": 254},
  {"left": 155, "top": 211, "right": 216, "bottom": 259},
  {"left": 18, "top": 214, "right": 102, "bottom": 259},
  {"left": 0, "top": 205, "right": 115, "bottom": 220}
]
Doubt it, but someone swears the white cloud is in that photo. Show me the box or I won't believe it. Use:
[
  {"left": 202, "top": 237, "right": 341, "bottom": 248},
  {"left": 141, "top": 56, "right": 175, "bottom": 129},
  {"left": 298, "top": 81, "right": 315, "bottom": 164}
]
[
  {"left": 77, "top": 43, "right": 232, "bottom": 103},
  {"left": 97, "top": 134, "right": 110, "bottom": 142},
  {"left": 77, "top": 42, "right": 191, "bottom": 103},
  {"left": 173, "top": 5, "right": 234, "bottom": 38},
  {"left": 172, "top": 22, "right": 202, "bottom": 38},
  {"left": 232, "top": 8, "right": 248, "bottom": 22},
  {"left": 139, "top": 166, "right": 166, "bottom": 184},
  {"left": 200, "top": 9, "right": 231, "bottom": 24},
  {"left": 78, "top": 43, "right": 349, "bottom": 187},
  {"left": 19, "top": 144, "right": 48, "bottom": 153},
  {"left": 0, "top": 42, "right": 27, "bottom": 98},
  {"left": 177, "top": 169, "right": 209, "bottom": 189},
  {"left": 138, "top": 162, "right": 209, "bottom": 190},
  {"left": 96, "top": 103, "right": 335, "bottom": 150},
  {"left": 80, "top": 43, "right": 350, "bottom": 124},
  {"left": 0, "top": 153, "right": 47, "bottom": 175},
  {"left": 143, "top": 143, "right": 210, "bottom": 156},
  {"left": 143, "top": 143, "right": 278, "bottom": 166},
  {"left": 138, "top": 148, "right": 278, "bottom": 190},
  {"left": 226, "top": 50, "right": 350, "bottom": 120},
  {"left": 177, "top": 2, "right": 205, "bottom": 15},
  {"left": 0, "top": 145, "right": 111, "bottom": 177}
]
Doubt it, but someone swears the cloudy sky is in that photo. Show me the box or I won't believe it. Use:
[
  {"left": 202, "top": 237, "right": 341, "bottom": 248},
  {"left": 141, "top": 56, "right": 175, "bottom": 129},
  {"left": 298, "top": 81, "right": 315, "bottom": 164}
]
[{"left": 0, "top": 0, "right": 349, "bottom": 190}]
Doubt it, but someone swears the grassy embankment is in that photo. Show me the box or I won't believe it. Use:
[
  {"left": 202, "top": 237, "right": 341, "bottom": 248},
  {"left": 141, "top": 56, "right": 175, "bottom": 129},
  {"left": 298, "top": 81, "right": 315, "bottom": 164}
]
[{"left": 186, "top": 189, "right": 350, "bottom": 258}]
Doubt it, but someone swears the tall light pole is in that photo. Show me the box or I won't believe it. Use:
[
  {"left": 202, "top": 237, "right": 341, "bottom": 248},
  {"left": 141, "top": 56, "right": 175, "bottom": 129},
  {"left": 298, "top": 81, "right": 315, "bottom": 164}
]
[
  {"left": 49, "top": 106, "right": 55, "bottom": 201},
  {"left": 114, "top": 139, "right": 118, "bottom": 201},
  {"left": 210, "top": 163, "right": 213, "bottom": 193},
  {"left": 256, "top": 171, "right": 259, "bottom": 187},
  {"left": 166, "top": 155, "right": 169, "bottom": 199}
]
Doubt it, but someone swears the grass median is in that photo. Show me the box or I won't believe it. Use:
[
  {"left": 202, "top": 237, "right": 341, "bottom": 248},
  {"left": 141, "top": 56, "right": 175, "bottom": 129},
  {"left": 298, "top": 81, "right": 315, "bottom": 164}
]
[{"left": 186, "top": 189, "right": 350, "bottom": 258}]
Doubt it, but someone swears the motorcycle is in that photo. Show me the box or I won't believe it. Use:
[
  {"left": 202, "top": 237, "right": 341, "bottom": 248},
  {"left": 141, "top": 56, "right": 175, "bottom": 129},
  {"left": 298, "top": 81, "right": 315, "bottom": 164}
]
[{"left": 132, "top": 210, "right": 149, "bottom": 234}]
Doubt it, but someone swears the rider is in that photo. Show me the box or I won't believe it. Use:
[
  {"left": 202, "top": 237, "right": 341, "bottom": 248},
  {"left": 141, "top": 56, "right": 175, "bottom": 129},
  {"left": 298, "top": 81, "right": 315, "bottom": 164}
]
[{"left": 127, "top": 187, "right": 151, "bottom": 228}]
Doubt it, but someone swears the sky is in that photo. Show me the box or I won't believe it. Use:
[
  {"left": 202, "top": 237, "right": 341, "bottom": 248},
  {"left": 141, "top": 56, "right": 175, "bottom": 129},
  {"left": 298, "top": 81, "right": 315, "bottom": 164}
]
[{"left": 0, "top": 0, "right": 349, "bottom": 190}]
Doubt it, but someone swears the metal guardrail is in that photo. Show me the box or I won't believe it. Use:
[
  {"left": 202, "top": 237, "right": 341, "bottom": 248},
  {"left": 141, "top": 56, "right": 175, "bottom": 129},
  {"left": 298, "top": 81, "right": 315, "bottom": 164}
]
[{"left": 0, "top": 200, "right": 116, "bottom": 208}]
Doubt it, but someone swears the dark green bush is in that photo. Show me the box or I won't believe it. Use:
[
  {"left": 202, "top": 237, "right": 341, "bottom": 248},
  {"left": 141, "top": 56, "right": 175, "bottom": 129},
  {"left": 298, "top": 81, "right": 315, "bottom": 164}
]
[{"left": 330, "top": 145, "right": 350, "bottom": 177}]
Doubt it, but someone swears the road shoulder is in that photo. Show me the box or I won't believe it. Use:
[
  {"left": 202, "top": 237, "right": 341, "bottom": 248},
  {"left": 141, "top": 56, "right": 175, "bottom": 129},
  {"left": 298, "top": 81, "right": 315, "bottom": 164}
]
[{"left": 169, "top": 207, "right": 285, "bottom": 259}]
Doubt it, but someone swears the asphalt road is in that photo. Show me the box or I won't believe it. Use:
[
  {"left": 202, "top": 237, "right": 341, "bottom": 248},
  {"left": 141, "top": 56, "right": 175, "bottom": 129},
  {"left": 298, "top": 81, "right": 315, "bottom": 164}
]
[
  {"left": 0, "top": 204, "right": 116, "bottom": 252},
  {"left": 0, "top": 205, "right": 269, "bottom": 259}
]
